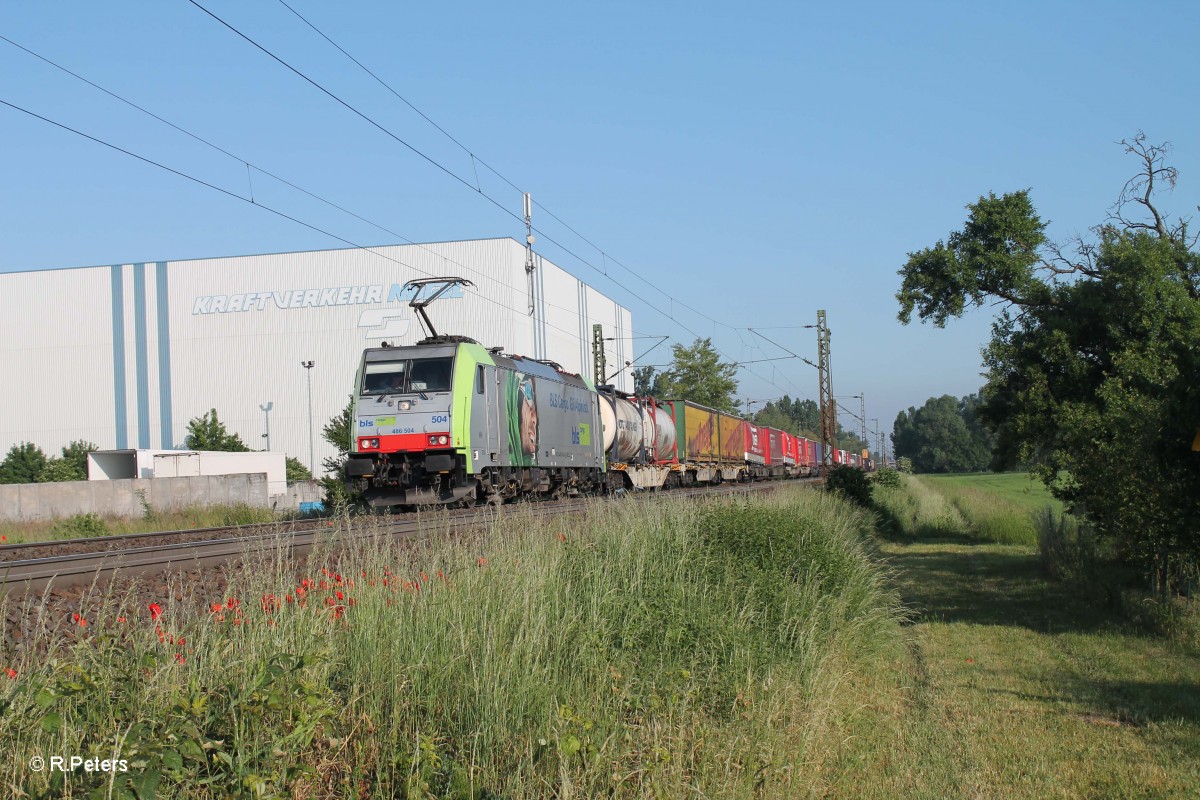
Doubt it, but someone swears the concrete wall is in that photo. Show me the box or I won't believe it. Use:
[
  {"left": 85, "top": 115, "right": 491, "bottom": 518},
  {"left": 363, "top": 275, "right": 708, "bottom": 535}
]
[
  {"left": 274, "top": 480, "right": 324, "bottom": 512},
  {"left": 0, "top": 473, "right": 271, "bottom": 522}
]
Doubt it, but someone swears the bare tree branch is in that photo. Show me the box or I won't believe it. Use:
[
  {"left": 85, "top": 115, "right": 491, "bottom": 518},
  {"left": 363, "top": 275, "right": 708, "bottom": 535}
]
[
  {"left": 1109, "top": 131, "right": 1177, "bottom": 240},
  {"left": 1037, "top": 235, "right": 1101, "bottom": 279}
]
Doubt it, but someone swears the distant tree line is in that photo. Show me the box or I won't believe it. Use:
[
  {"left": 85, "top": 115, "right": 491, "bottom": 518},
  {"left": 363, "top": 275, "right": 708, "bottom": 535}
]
[
  {"left": 0, "top": 440, "right": 97, "bottom": 484},
  {"left": 0, "top": 409, "right": 312, "bottom": 485},
  {"left": 891, "top": 394, "right": 994, "bottom": 473}
]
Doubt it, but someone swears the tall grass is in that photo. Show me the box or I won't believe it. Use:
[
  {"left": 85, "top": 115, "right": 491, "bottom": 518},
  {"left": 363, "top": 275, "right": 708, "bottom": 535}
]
[
  {"left": 1, "top": 487, "right": 902, "bottom": 798},
  {"left": 873, "top": 474, "right": 967, "bottom": 538},
  {"left": 875, "top": 475, "right": 1042, "bottom": 546},
  {"left": 0, "top": 504, "right": 286, "bottom": 544}
]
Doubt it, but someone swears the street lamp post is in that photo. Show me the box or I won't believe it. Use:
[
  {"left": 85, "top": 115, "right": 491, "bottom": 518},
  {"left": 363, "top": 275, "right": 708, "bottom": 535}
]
[
  {"left": 301, "top": 361, "right": 315, "bottom": 476},
  {"left": 259, "top": 401, "right": 273, "bottom": 451}
]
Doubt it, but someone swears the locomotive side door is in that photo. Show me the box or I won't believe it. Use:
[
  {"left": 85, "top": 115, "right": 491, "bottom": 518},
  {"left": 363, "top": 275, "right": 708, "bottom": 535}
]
[{"left": 480, "top": 365, "right": 502, "bottom": 464}]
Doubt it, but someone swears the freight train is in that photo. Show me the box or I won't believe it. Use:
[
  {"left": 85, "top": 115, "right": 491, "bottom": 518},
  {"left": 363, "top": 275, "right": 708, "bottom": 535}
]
[{"left": 344, "top": 336, "right": 870, "bottom": 508}]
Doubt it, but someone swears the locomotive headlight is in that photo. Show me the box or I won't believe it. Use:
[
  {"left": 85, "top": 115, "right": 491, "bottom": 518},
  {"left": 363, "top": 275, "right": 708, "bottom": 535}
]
[
  {"left": 438, "top": 435, "right": 449, "bottom": 445},
  {"left": 370, "top": 438, "right": 379, "bottom": 448},
  {"left": 427, "top": 435, "right": 438, "bottom": 446}
]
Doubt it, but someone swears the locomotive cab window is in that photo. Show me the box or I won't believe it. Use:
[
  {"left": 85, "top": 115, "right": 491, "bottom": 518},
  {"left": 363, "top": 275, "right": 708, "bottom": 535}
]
[
  {"left": 408, "top": 358, "right": 453, "bottom": 392},
  {"left": 361, "top": 357, "right": 453, "bottom": 395},
  {"left": 362, "top": 362, "right": 408, "bottom": 394}
]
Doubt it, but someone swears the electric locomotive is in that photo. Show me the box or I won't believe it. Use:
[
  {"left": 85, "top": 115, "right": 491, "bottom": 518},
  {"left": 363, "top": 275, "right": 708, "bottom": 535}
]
[{"left": 343, "top": 331, "right": 608, "bottom": 507}]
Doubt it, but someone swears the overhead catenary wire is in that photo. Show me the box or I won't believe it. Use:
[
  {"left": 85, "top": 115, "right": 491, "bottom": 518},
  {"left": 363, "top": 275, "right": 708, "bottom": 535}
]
[
  {"left": 184, "top": 1, "right": 762, "bottom": 372},
  {"left": 269, "top": 0, "right": 738, "bottom": 336},
  {"left": 0, "top": 33, "right": 634, "bottom": 341},
  {"left": 0, "top": 98, "right": 602, "bottom": 351},
  {"left": 8, "top": 10, "right": 819, "bottom": 404},
  {"left": 209, "top": 0, "right": 801, "bottom": 388}
]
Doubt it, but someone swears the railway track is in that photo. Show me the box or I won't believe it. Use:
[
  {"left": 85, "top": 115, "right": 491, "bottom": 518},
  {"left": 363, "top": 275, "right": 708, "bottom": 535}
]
[{"left": 1, "top": 482, "right": 792, "bottom": 595}]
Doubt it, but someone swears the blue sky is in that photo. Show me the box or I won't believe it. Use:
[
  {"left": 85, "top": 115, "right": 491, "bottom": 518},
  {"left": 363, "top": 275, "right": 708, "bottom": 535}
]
[{"left": 3, "top": 0, "right": 1198, "bottom": 449}]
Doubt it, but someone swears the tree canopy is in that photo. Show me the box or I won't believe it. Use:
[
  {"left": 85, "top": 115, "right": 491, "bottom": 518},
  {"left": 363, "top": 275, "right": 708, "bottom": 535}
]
[
  {"left": 40, "top": 440, "right": 99, "bottom": 482},
  {"left": 892, "top": 394, "right": 993, "bottom": 473},
  {"left": 896, "top": 133, "right": 1200, "bottom": 593},
  {"left": 633, "top": 338, "right": 739, "bottom": 413},
  {"left": 184, "top": 409, "right": 250, "bottom": 452},
  {"left": 0, "top": 442, "right": 48, "bottom": 484}
]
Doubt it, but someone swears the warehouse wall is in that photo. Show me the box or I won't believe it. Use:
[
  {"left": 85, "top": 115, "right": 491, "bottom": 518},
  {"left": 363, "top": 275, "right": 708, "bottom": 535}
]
[{"left": 0, "top": 238, "right": 633, "bottom": 471}]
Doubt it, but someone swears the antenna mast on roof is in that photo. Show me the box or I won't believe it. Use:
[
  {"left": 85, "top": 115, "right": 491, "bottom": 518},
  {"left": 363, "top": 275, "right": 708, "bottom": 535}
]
[{"left": 524, "top": 192, "right": 536, "bottom": 317}]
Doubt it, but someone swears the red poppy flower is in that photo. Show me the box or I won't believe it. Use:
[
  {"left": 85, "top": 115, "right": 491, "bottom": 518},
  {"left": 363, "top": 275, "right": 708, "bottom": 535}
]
[
  {"left": 174, "top": 653, "right": 186, "bottom": 665},
  {"left": 209, "top": 603, "right": 223, "bottom": 614},
  {"left": 0, "top": 536, "right": 6, "bottom": 542},
  {"left": 5, "top": 668, "right": 16, "bottom": 679},
  {"left": 225, "top": 597, "right": 239, "bottom": 610},
  {"left": 335, "top": 590, "right": 344, "bottom": 601},
  {"left": 477, "top": 557, "right": 487, "bottom": 567},
  {"left": 117, "top": 616, "right": 127, "bottom": 623},
  {"left": 148, "top": 603, "right": 164, "bottom": 621},
  {"left": 72, "top": 614, "right": 87, "bottom": 628}
]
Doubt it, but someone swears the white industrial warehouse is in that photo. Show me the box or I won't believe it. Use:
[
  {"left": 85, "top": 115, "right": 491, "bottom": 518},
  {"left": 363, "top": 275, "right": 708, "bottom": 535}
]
[{"left": 0, "top": 238, "right": 634, "bottom": 474}]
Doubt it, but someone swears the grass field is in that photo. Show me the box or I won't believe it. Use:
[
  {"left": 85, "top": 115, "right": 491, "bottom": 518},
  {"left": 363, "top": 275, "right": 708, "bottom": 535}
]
[
  {"left": 923, "top": 471, "right": 1065, "bottom": 513},
  {"left": 5, "top": 476, "right": 1197, "bottom": 797},
  {"left": 825, "top": 473, "right": 1200, "bottom": 798}
]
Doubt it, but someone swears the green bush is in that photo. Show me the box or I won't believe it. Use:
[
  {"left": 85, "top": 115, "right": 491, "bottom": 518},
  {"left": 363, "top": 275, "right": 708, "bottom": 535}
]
[
  {"left": 51, "top": 512, "right": 109, "bottom": 538},
  {"left": 824, "top": 464, "right": 873, "bottom": 507},
  {"left": 872, "top": 468, "right": 901, "bottom": 488}
]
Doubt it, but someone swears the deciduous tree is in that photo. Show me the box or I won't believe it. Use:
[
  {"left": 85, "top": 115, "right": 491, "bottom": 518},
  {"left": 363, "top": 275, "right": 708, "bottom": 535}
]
[
  {"left": 184, "top": 409, "right": 250, "bottom": 452},
  {"left": 896, "top": 133, "right": 1200, "bottom": 594},
  {"left": 658, "top": 338, "right": 739, "bottom": 413},
  {"left": 891, "top": 395, "right": 991, "bottom": 473},
  {"left": 0, "top": 442, "right": 48, "bottom": 484},
  {"left": 38, "top": 440, "right": 99, "bottom": 482}
]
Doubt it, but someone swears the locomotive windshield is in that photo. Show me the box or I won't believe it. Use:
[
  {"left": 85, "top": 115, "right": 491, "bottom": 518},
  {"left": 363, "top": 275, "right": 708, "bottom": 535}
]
[{"left": 361, "top": 357, "right": 453, "bottom": 395}]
